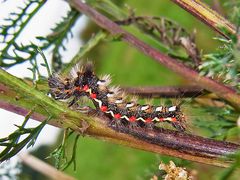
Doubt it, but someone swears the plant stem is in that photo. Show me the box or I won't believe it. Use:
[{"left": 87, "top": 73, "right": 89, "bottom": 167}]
[
  {"left": 68, "top": 0, "right": 240, "bottom": 110},
  {"left": 19, "top": 153, "right": 76, "bottom": 180},
  {"left": 123, "top": 86, "right": 204, "bottom": 98},
  {"left": 171, "top": 0, "right": 236, "bottom": 39},
  {"left": 0, "top": 78, "right": 239, "bottom": 167}
]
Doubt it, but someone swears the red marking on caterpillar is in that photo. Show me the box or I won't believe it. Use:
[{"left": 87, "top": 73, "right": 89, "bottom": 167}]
[
  {"left": 83, "top": 85, "right": 89, "bottom": 91},
  {"left": 90, "top": 93, "right": 97, "bottom": 99},
  {"left": 75, "top": 86, "right": 81, "bottom": 91},
  {"left": 145, "top": 118, "right": 152, "bottom": 123},
  {"left": 114, "top": 113, "right": 121, "bottom": 119},
  {"left": 129, "top": 116, "right": 136, "bottom": 122},
  {"left": 100, "top": 106, "right": 108, "bottom": 112},
  {"left": 64, "top": 89, "right": 71, "bottom": 94},
  {"left": 171, "top": 117, "right": 177, "bottom": 122},
  {"left": 48, "top": 62, "right": 186, "bottom": 132},
  {"left": 159, "top": 118, "right": 164, "bottom": 122}
]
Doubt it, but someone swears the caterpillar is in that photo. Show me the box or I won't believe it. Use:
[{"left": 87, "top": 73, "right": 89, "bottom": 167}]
[{"left": 48, "top": 62, "right": 186, "bottom": 132}]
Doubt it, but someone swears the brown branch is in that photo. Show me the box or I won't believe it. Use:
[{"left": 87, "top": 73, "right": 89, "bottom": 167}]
[
  {"left": 112, "top": 125, "right": 239, "bottom": 161},
  {"left": 0, "top": 100, "right": 60, "bottom": 128},
  {"left": 122, "top": 86, "right": 204, "bottom": 98},
  {"left": 1, "top": 98, "right": 239, "bottom": 168},
  {"left": 68, "top": 0, "right": 240, "bottom": 110},
  {"left": 171, "top": 0, "right": 236, "bottom": 39},
  {"left": 19, "top": 153, "right": 76, "bottom": 180},
  {"left": 0, "top": 83, "right": 239, "bottom": 167}
]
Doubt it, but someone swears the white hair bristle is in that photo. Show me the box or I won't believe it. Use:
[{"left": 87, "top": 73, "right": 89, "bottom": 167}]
[
  {"left": 145, "top": 99, "right": 153, "bottom": 106},
  {"left": 129, "top": 96, "right": 138, "bottom": 103},
  {"left": 168, "top": 106, "right": 177, "bottom": 112},
  {"left": 115, "top": 98, "right": 123, "bottom": 104},
  {"left": 108, "top": 86, "right": 121, "bottom": 95},
  {"left": 70, "top": 63, "right": 81, "bottom": 78},
  {"left": 100, "top": 74, "right": 111, "bottom": 86},
  {"left": 155, "top": 106, "right": 163, "bottom": 112},
  {"left": 141, "top": 105, "right": 150, "bottom": 111},
  {"left": 107, "top": 92, "right": 114, "bottom": 97},
  {"left": 97, "top": 80, "right": 106, "bottom": 85},
  {"left": 126, "top": 102, "right": 135, "bottom": 108}
]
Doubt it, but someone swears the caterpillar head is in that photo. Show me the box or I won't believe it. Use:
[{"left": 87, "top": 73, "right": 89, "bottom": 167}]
[{"left": 48, "top": 74, "right": 74, "bottom": 100}]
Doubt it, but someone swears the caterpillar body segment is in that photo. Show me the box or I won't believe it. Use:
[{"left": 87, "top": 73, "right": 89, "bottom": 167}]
[{"left": 48, "top": 62, "right": 186, "bottom": 131}]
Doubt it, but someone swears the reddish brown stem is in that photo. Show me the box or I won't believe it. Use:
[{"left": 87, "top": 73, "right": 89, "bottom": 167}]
[
  {"left": 122, "top": 86, "right": 204, "bottom": 98},
  {"left": 0, "top": 100, "right": 60, "bottom": 128},
  {"left": 19, "top": 153, "right": 76, "bottom": 180},
  {"left": 171, "top": 0, "right": 236, "bottom": 39},
  {"left": 68, "top": 0, "right": 240, "bottom": 110},
  {"left": 0, "top": 96, "right": 239, "bottom": 168},
  {"left": 111, "top": 125, "right": 239, "bottom": 160}
]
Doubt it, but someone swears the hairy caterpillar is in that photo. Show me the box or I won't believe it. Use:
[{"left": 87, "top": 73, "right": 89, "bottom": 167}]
[{"left": 48, "top": 62, "right": 186, "bottom": 131}]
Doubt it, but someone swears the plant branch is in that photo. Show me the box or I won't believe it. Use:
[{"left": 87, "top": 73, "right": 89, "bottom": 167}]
[
  {"left": 0, "top": 70, "right": 239, "bottom": 167},
  {"left": 171, "top": 0, "right": 236, "bottom": 39},
  {"left": 122, "top": 85, "right": 204, "bottom": 98},
  {"left": 68, "top": 0, "right": 240, "bottom": 111},
  {"left": 19, "top": 153, "right": 76, "bottom": 180}
]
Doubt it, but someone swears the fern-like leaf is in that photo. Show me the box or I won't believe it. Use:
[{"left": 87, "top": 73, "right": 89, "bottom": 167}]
[{"left": 0, "top": 0, "right": 46, "bottom": 67}]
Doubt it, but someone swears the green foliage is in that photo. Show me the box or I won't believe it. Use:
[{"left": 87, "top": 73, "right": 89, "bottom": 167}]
[
  {"left": 0, "top": 0, "right": 46, "bottom": 67},
  {"left": 193, "top": 106, "right": 239, "bottom": 140},
  {"left": 199, "top": 36, "right": 240, "bottom": 91},
  {"left": 64, "top": 137, "right": 157, "bottom": 180},
  {"left": 0, "top": 108, "right": 50, "bottom": 162},
  {"left": 0, "top": 0, "right": 81, "bottom": 72},
  {"left": 199, "top": 3, "right": 240, "bottom": 91},
  {"left": 49, "top": 129, "right": 79, "bottom": 170},
  {"left": 218, "top": 151, "right": 240, "bottom": 180},
  {"left": 88, "top": 0, "right": 200, "bottom": 68},
  {"left": 225, "top": 1, "right": 240, "bottom": 28}
]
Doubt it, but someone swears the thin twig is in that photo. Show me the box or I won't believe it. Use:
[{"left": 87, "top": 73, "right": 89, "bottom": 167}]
[
  {"left": 68, "top": 0, "right": 240, "bottom": 110},
  {"left": 122, "top": 86, "right": 204, "bottom": 98},
  {"left": 171, "top": 0, "right": 236, "bottom": 39},
  {"left": 19, "top": 153, "right": 76, "bottom": 180},
  {"left": 37, "top": 47, "right": 51, "bottom": 77}
]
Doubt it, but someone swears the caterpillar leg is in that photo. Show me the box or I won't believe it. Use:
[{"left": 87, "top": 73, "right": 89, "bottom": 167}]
[
  {"left": 144, "top": 122, "right": 155, "bottom": 130},
  {"left": 109, "top": 118, "right": 125, "bottom": 129},
  {"left": 171, "top": 122, "right": 186, "bottom": 132},
  {"left": 128, "top": 122, "right": 140, "bottom": 129}
]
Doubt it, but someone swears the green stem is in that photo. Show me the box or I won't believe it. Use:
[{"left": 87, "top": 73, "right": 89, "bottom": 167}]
[{"left": 37, "top": 48, "right": 51, "bottom": 77}]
